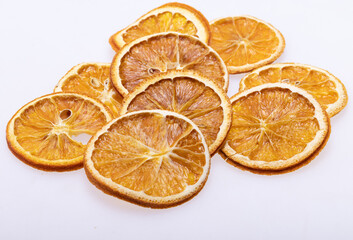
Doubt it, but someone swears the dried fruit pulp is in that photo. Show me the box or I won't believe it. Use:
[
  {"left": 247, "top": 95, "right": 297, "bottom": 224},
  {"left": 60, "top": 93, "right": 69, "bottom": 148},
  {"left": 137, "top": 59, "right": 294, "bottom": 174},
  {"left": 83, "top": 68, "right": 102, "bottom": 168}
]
[
  {"left": 228, "top": 88, "right": 319, "bottom": 161},
  {"left": 222, "top": 84, "right": 329, "bottom": 170},
  {"left": 85, "top": 110, "right": 210, "bottom": 207},
  {"left": 240, "top": 63, "right": 348, "bottom": 117},
  {"left": 112, "top": 33, "right": 228, "bottom": 96},
  {"left": 122, "top": 12, "right": 199, "bottom": 44},
  {"left": 55, "top": 63, "right": 123, "bottom": 117},
  {"left": 7, "top": 93, "right": 111, "bottom": 170},
  {"left": 121, "top": 73, "right": 231, "bottom": 154},
  {"left": 210, "top": 16, "right": 284, "bottom": 73},
  {"left": 109, "top": 2, "right": 210, "bottom": 50}
]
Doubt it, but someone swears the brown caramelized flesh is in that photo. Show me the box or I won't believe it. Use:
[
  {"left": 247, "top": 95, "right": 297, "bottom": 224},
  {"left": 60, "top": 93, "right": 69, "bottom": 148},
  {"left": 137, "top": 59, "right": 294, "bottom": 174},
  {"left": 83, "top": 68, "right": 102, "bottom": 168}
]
[{"left": 119, "top": 34, "right": 226, "bottom": 91}]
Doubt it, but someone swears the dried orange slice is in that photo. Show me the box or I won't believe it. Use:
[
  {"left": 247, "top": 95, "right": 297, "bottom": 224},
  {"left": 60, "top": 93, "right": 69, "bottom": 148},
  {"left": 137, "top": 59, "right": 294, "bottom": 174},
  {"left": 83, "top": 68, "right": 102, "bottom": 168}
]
[
  {"left": 209, "top": 16, "right": 285, "bottom": 74},
  {"left": 221, "top": 83, "right": 329, "bottom": 171},
  {"left": 54, "top": 63, "right": 124, "bottom": 117},
  {"left": 239, "top": 63, "right": 348, "bottom": 117},
  {"left": 111, "top": 32, "right": 228, "bottom": 96},
  {"left": 7, "top": 93, "right": 112, "bottom": 171},
  {"left": 120, "top": 71, "right": 232, "bottom": 155},
  {"left": 84, "top": 110, "right": 210, "bottom": 208},
  {"left": 109, "top": 2, "right": 210, "bottom": 51}
]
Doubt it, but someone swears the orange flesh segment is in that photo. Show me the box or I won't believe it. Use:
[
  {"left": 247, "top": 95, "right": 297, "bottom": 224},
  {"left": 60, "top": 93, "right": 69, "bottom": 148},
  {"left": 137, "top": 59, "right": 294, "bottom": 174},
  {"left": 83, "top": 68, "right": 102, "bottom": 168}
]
[
  {"left": 119, "top": 34, "right": 226, "bottom": 92},
  {"left": 59, "top": 64, "right": 123, "bottom": 117},
  {"left": 210, "top": 17, "right": 280, "bottom": 67},
  {"left": 227, "top": 88, "right": 319, "bottom": 162},
  {"left": 122, "top": 12, "right": 198, "bottom": 44},
  {"left": 242, "top": 66, "right": 339, "bottom": 111},
  {"left": 91, "top": 112, "right": 206, "bottom": 197},
  {"left": 14, "top": 95, "right": 109, "bottom": 160},
  {"left": 125, "top": 77, "right": 223, "bottom": 150}
]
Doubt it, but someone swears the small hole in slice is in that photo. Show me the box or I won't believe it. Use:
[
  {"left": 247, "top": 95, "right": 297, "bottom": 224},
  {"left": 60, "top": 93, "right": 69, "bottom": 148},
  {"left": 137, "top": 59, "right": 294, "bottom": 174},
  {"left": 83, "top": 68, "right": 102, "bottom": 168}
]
[
  {"left": 295, "top": 81, "right": 300, "bottom": 85},
  {"left": 148, "top": 68, "right": 160, "bottom": 75},
  {"left": 60, "top": 109, "right": 72, "bottom": 120},
  {"left": 103, "top": 79, "right": 110, "bottom": 90},
  {"left": 71, "top": 133, "right": 92, "bottom": 145},
  {"left": 90, "top": 78, "right": 101, "bottom": 87}
]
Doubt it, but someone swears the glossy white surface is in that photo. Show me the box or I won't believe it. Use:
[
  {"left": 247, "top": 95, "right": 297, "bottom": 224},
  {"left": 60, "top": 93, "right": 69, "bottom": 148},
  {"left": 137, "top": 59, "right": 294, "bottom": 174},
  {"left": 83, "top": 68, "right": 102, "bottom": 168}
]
[{"left": 0, "top": 0, "right": 352, "bottom": 239}]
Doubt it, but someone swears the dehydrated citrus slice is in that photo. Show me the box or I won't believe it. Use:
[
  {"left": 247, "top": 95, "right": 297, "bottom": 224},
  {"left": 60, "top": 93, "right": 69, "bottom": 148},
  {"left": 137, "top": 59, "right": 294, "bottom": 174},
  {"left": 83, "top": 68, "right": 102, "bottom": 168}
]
[
  {"left": 54, "top": 63, "right": 124, "bottom": 117},
  {"left": 111, "top": 32, "right": 228, "bottom": 96},
  {"left": 209, "top": 16, "right": 285, "bottom": 74},
  {"left": 221, "top": 83, "right": 329, "bottom": 171},
  {"left": 120, "top": 71, "right": 232, "bottom": 155},
  {"left": 109, "top": 2, "right": 210, "bottom": 51},
  {"left": 6, "top": 93, "right": 112, "bottom": 171},
  {"left": 239, "top": 63, "right": 348, "bottom": 117},
  {"left": 84, "top": 110, "right": 210, "bottom": 208}
]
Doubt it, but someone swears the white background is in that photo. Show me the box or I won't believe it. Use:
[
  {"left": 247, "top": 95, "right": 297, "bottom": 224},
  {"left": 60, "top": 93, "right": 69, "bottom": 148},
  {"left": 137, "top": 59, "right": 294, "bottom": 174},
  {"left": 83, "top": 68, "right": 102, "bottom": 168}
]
[{"left": 1, "top": 0, "right": 353, "bottom": 239}]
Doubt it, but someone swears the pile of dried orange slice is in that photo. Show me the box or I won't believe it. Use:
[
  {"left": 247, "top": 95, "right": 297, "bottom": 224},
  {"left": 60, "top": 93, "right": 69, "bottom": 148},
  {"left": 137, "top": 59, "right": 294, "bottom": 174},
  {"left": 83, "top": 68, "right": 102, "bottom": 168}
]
[{"left": 6, "top": 2, "right": 348, "bottom": 208}]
